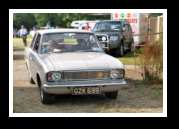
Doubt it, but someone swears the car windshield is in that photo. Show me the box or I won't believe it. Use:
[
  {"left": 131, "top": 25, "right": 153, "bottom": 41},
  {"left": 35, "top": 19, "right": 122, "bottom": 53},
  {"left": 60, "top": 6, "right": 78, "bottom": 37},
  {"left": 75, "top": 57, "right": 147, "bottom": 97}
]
[
  {"left": 95, "top": 21, "right": 122, "bottom": 32},
  {"left": 41, "top": 33, "right": 103, "bottom": 54}
]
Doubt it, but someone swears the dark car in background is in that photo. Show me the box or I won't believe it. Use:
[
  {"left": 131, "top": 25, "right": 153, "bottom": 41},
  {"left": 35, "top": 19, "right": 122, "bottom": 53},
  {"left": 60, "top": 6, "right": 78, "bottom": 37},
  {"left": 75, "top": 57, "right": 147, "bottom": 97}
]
[{"left": 92, "top": 20, "right": 134, "bottom": 56}]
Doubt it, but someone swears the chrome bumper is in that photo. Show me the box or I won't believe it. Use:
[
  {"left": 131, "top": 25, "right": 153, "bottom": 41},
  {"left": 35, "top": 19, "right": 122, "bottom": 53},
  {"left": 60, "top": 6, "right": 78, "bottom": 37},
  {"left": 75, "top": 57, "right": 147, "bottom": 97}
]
[{"left": 43, "top": 79, "right": 127, "bottom": 94}]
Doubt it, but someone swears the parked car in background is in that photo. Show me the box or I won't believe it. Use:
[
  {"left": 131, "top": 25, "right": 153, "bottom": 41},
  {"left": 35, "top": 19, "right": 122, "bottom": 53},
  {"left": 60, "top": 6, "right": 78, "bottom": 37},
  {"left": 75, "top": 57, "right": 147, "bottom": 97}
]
[
  {"left": 79, "top": 21, "right": 98, "bottom": 31},
  {"left": 92, "top": 20, "right": 134, "bottom": 56},
  {"left": 71, "top": 20, "right": 88, "bottom": 29},
  {"left": 71, "top": 20, "right": 98, "bottom": 31},
  {"left": 25, "top": 29, "right": 127, "bottom": 104}
]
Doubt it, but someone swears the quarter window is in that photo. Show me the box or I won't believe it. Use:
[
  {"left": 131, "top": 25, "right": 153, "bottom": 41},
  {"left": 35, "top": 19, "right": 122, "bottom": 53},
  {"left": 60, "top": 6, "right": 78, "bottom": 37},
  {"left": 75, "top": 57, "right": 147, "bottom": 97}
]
[
  {"left": 30, "top": 33, "right": 37, "bottom": 49},
  {"left": 33, "top": 33, "right": 41, "bottom": 52}
]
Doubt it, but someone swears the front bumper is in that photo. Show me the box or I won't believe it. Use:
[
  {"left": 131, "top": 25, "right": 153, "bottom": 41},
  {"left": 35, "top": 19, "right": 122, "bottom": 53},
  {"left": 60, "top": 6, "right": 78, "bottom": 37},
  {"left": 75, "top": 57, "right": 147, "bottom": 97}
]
[{"left": 43, "top": 79, "right": 127, "bottom": 94}]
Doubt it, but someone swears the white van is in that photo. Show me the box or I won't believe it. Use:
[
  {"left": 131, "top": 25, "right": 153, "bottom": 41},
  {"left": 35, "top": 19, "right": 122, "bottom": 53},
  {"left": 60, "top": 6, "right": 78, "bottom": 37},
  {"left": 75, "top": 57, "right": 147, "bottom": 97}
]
[{"left": 71, "top": 20, "right": 88, "bottom": 29}]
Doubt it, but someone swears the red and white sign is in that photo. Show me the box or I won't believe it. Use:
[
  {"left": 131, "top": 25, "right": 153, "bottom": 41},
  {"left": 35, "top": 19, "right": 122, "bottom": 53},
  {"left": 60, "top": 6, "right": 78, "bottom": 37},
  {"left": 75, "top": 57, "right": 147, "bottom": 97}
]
[{"left": 112, "top": 12, "right": 139, "bottom": 34}]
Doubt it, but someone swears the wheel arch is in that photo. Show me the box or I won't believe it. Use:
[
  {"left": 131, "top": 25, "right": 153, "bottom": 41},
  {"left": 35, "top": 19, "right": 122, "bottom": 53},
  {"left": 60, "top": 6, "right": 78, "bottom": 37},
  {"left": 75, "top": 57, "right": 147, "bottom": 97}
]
[{"left": 36, "top": 73, "right": 41, "bottom": 87}]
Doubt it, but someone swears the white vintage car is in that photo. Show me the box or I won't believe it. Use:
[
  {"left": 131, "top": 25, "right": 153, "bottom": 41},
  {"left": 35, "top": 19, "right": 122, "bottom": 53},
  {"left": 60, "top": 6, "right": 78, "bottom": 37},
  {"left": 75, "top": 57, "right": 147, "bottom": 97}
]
[{"left": 25, "top": 29, "right": 127, "bottom": 104}]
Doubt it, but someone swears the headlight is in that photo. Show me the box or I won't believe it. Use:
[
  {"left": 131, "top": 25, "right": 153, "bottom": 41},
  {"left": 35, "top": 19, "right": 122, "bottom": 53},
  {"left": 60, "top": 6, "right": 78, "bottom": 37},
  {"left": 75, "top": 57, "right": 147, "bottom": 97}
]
[
  {"left": 110, "top": 69, "right": 124, "bottom": 79},
  {"left": 47, "top": 71, "right": 62, "bottom": 82},
  {"left": 110, "top": 36, "right": 118, "bottom": 41},
  {"left": 102, "top": 36, "right": 107, "bottom": 41}
]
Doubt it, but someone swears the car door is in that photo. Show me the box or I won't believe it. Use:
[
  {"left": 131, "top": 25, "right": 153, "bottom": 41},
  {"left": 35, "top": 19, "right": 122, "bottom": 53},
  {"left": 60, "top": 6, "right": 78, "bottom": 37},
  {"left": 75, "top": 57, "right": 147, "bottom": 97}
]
[
  {"left": 25, "top": 33, "right": 37, "bottom": 78},
  {"left": 29, "top": 33, "right": 41, "bottom": 80}
]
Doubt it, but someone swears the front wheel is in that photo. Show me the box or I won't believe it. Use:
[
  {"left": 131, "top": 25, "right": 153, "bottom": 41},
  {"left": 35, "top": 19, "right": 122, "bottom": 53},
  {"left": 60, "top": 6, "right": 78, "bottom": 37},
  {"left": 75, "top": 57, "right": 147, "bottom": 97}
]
[
  {"left": 40, "top": 87, "right": 55, "bottom": 104},
  {"left": 105, "top": 91, "right": 118, "bottom": 99}
]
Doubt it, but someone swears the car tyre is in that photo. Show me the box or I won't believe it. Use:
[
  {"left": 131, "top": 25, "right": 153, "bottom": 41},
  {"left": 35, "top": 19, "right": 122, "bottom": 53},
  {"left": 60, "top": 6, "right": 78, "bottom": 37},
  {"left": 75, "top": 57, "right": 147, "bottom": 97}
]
[
  {"left": 116, "top": 43, "right": 124, "bottom": 57},
  {"left": 40, "top": 87, "right": 55, "bottom": 104},
  {"left": 105, "top": 91, "right": 118, "bottom": 99},
  {"left": 37, "top": 76, "right": 55, "bottom": 104}
]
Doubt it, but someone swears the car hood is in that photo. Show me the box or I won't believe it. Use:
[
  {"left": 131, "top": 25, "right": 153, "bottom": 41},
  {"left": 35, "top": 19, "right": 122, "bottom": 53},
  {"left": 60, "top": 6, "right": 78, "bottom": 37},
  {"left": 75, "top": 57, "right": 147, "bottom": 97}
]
[
  {"left": 95, "top": 31, "right": 120, "bottom": 36},
  {"left": 40, "top": 52, "right": 124, "bottom": 71}
]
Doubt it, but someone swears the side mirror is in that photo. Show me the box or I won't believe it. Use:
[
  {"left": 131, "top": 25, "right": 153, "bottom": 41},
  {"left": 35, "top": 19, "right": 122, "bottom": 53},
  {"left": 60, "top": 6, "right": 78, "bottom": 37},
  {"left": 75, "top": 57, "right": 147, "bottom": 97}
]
[{"left": 122, "top": 27, "right": 126, "bottom": 32}]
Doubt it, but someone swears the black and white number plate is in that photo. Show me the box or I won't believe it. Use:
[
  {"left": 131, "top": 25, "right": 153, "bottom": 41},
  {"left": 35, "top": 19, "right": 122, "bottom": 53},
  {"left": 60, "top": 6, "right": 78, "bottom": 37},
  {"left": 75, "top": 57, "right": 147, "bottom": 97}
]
[{"left": 72, "top": 87, "right": 101, "bottom": 95}]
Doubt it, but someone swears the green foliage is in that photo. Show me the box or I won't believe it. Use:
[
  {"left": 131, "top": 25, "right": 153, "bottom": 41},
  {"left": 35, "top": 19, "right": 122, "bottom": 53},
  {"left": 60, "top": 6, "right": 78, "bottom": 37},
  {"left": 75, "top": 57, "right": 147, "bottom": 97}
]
[
  {"left": 139, "top": 39, "right": 163, "bottom": 84},
  {"left": 13, "top": 13, "right": 36, "bottom": 30},
  {"left": 13, "top": 13, "right": 110, "bottom": 29}
]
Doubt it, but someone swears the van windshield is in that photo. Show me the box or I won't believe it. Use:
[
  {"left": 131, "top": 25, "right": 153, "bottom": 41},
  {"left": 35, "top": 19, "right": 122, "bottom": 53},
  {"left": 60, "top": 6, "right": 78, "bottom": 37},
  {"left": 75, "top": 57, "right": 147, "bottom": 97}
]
[{"left": 94, "top": 21, "right": 122, "bottom": 32}]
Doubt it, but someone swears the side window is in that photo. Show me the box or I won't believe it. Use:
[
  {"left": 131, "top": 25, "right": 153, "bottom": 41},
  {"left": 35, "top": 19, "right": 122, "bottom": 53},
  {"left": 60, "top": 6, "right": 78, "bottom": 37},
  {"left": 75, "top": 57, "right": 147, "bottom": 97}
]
[
  {"left": 33, "top": 34, "right": 41, "bottom": 52},
  {"left": 96, "top": 23, "right": 102, "bottom": 31},
  {"left": 30, "top": 33, "right": 37, "bottom": 48},
  {"left": 100, "top": 23, "right": 106, "bottom": 30}
]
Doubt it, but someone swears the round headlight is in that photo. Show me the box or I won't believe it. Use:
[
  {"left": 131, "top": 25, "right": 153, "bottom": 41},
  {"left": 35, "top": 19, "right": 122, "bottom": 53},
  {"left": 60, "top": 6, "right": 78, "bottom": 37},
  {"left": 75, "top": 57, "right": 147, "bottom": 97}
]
[
  {"left": 110, "top": 69, "right": 124, "bottom": 79},
  {"left": 47, "top": 72, "right": 62, "bottom": 81},
  {"left": 52, "top": 72, "right": 61, "bottom": 81},
  {"left": 102, "top": 36, "right": 107, "bottom": 41}
]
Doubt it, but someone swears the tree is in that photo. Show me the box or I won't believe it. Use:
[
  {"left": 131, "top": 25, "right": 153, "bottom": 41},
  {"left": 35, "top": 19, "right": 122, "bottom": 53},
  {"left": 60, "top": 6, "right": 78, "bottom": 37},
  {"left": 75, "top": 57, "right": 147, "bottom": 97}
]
[
  {"left": 13, "top": 13, "right": 36, "bottom": 30},
  {"left": 13, "top": 13, "right": 111, "bottom": 29},
  {"left": 35, "top": 13, "right": 59, "bottom": 27}
]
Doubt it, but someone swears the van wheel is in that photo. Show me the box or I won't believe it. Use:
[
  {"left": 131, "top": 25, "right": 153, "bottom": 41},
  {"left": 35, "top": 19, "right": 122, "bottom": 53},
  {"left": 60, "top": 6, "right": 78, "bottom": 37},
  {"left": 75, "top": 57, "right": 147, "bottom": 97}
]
[
  {"left": 105, "top": 91, "right": 118, "bottom": 99},
  {"left": 116, "top": 43, "right": 124, "bottom": 57}
]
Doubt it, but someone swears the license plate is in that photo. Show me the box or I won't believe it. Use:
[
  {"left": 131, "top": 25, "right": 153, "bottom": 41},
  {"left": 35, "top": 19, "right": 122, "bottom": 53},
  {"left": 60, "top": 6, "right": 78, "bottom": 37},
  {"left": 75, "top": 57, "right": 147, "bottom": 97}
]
[{"left": 72, "top": 87, "right": 101, "bottom": 95}]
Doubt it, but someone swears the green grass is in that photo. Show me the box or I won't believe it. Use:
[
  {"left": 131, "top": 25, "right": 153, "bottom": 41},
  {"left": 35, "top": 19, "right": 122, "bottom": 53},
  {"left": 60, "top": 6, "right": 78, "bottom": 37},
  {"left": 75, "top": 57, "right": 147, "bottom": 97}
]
[
  {"left": 118, "top": 50, "right": 142, "bottom": 65},
  {"left": 13, "top": 37, "right": 32, "bottom": 50}
]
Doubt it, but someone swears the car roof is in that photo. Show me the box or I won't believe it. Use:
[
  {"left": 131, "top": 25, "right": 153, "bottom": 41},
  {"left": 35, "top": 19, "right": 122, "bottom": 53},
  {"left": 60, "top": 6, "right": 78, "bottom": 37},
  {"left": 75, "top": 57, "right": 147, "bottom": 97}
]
[{"left": 36, "top": 29, "right": 93, "bottom": 35}]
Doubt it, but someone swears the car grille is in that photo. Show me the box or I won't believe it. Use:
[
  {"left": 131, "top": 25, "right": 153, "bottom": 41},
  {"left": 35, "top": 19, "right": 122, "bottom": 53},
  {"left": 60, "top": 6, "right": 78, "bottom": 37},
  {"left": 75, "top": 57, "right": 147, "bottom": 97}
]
[{"left": 62, "top": 70, "right": 110, "bottom": 80}]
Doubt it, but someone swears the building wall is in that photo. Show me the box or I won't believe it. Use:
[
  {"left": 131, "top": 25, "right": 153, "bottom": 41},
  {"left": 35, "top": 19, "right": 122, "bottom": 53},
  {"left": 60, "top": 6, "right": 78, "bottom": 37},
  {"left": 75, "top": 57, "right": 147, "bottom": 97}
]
[{"left": 148, "top": 15, "right": 163, "bottom": 42}]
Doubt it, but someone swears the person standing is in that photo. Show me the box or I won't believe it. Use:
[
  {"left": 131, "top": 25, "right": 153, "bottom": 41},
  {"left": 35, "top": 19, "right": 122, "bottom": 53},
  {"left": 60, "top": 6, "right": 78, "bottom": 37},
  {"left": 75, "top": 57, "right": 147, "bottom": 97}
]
[
  {"left": 85, "top": 22, "right": 91, "bottom": 31},
  {"left": 19, "top": 25, "right": 28, "bottom": 46}
]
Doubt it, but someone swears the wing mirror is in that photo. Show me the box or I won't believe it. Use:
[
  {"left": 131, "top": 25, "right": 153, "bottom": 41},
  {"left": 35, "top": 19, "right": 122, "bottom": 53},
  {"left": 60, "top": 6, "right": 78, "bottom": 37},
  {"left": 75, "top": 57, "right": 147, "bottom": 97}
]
[{"left": 122, "top": 27, "right": 126, "bottom": 32}]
